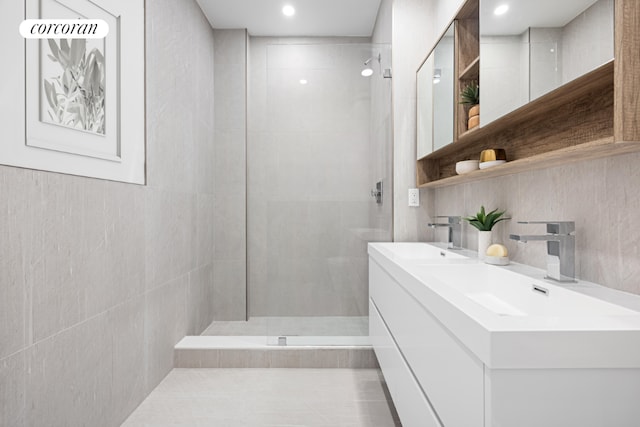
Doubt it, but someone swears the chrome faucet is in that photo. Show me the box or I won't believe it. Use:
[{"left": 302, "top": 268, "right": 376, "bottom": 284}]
[
  {"left": 509, "top": 221, "right": 576, "bottom": 282},
  {"left": 428, "top": 216, "right": 462, "bottom": 249}
]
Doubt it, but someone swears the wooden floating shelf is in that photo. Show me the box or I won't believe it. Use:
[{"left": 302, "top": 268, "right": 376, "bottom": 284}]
[
  {"left": 418, "top": 137, "right": 640, "bottom": 189},
  {"left": 457, "top": 126, "right": 479, "bottom": 140},
  {"left": 417, "top": 61, "right": 626, "bottom": 188},
  {"left": 459, "top": 56, "right": 479, "bottom": 80}
]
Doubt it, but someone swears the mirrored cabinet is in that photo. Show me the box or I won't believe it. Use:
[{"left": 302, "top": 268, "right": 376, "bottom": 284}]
[
  {"left": 416, "top": 0, "right": 640, "bottom": 188},
  {"left": 417, "top": 24, "right": 455, "bottom": 159},
  {"left": 480, "top": 0, "right": 614, "bottom": 125}
]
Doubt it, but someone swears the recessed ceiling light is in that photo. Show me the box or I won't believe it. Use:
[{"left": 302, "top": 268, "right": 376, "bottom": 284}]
[
  {"left": 282, "top": 5, "right": 295, "bottom": 17},
  {"left": 494, "top": 4, "right": 509, "bottom": 15},
  {"left": 299, "top": 79, "right": 308, "bottom": 85},
  {"left": 361, "top": 68, "right": 373, "bottom": 77}
]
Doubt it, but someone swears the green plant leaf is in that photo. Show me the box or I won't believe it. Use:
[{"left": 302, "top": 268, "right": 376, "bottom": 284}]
[
  {"left": 464, "top": 205, "right": 509, "bottom": 231},
  {"left": 460, "top": 81, "right": 480, "bottom": 105}
]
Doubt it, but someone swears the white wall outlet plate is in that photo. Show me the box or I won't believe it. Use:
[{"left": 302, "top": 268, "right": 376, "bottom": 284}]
[{"left": 408, "top": 188, "right": 420, "bottom": 207}]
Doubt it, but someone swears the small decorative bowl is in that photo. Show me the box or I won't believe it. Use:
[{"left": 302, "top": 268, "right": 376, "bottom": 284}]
[
  {"left": 479, "top": 160, "right": 506, "bottom": 170},
  {"left": 455, "top": 160, "right": 480, "bottom": 175},
  {"left": 480, "top": 149, "right": 507, "bottom": 163}
]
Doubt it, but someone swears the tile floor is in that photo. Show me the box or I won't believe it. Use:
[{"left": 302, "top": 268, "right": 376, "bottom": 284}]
[
  {"left": 202, "top": 316, "right": 369, "bottom": 337},
  {"left": 121, "top": 368, "right": 401, "bottom": 427}
]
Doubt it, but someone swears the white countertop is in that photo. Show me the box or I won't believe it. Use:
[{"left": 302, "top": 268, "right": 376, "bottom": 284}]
[{"left": 369, "top": 242, "right": 640, "bottom": 369}]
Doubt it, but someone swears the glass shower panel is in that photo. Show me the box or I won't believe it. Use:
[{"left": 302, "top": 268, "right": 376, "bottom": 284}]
[{"left": 247, "top": 40, "right": 392, "bottom": 344}]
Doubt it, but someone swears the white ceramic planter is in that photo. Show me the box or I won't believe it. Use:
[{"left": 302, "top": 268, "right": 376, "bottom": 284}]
[{"left": 478, "top": 230, "right": 492, "bottom": 260}]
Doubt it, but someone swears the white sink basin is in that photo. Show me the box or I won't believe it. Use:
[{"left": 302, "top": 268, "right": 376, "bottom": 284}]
[
  {"left": 368, "top": 242, "right": 640, "bottom": 369},
  {"left": 371, "top": 242, "right": 468, "bottom": 261},
  {"left": 416, "top": 263, "right": 638, "bottom": 317}
]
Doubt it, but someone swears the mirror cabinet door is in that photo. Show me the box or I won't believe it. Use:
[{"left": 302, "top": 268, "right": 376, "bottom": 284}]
[
  {"left": 433, "top": 25, "right": 455, "bottom": 151},
  {"left": 417, "top": 54, "right": 435, "bottom": 160},
  {"left": 480, "top": 0, "right": 614, "bottom": 126},
  {"left": 416, "top": 23, "right": 455, "bottom": 160}
]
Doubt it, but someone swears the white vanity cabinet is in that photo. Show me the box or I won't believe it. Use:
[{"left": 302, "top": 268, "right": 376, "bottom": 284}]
[
  {"left": 369, "top": 242, "right": 640, "bottom": 427},
  {"left": 370, "top": 260, "right": 484, "bottom": 427}
]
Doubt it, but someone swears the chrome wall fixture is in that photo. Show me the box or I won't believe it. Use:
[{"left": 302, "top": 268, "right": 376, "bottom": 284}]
[
  {"left": 361, "top": 52, "right": 392, "bottom": 78},
  {"left": 361, "top": 55, "right": 376, "bottom": 77}
]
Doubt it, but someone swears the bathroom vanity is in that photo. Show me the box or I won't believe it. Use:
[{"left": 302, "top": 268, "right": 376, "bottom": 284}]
[{"left": 368, "top": 242, "right": 640, "bottom": 427}]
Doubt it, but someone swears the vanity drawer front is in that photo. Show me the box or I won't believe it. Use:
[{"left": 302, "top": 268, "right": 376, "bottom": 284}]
[
  {"left": 370, "top": 299, "right": 442, "bottom": 427},
  {"left": 370, "top": 260, "right": 484, "bottom": 427}
]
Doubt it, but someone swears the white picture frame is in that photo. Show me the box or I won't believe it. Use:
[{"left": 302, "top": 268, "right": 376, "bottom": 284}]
[{"left": 0, "top": 0, "right": 145, "bottom": 185}]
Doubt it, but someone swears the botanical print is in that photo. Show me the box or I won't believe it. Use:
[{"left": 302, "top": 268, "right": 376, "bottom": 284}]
[{"left": 42, "top": 38, "right": 105, "bottom": 134}]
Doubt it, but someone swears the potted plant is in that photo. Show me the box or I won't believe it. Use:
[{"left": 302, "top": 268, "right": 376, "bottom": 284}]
[
  {"left": 460, "top": 81, "right": 480, "bottom": 131},
  {"left": 464, "top": 206, "right": 509, "bottom": 259}
]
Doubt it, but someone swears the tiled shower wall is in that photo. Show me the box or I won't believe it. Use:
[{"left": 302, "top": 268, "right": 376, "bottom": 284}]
[
  {"left": 0, "top": 1, "right": 216, "bottom": 426},
  {"left": 212, "top": 29, "right": 248, "bottom": 321},
  {"left": 247, "top": 37, "right": 373, "bottom": 317}
]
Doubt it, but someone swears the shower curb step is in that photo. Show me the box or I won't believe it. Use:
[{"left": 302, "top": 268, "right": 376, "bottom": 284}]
[{"left": 174, "top": 337, "right": 378, "bottom": 368}]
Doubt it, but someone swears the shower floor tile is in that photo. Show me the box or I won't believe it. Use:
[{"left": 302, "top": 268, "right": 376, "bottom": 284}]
[
  {"left": 121, "top": 368, "right": 401, "bottom": 427},
  {"left": 202, "top": 316, "right": 369, "bottom": 337}
]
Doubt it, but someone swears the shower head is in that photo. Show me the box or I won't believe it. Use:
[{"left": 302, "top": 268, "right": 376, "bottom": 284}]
[{"left": 361, "top": 53, "right": 381, "bottom": 77}]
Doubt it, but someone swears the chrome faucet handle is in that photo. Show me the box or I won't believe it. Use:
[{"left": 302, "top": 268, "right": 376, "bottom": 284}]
[
  {"left": 512, "top": 220, "right": 576, "bottom": 282},
  {"left": 435, "top": 215, "right": 461, "bottom": 224},
  {"left": 517, "top": 221, "right": 574, "bottom": 235},
  {"left": 429, "top": 216, "right": 462, "bottom": 249}
]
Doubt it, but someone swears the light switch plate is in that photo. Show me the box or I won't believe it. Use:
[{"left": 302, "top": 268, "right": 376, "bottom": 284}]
[{"left": 408, "top": 188, "right": 420, "bottom": 207}]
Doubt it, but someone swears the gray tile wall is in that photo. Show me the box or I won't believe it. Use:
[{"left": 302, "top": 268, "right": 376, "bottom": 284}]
[
  {"left": 212, "top": 29, "right": 248, "bottom": 321},
  {"left": 434, "top": 153, "right": 640, "bottom": 296},
  {"left": 0, "top": 0, "right": 216, "bottom": 425}
]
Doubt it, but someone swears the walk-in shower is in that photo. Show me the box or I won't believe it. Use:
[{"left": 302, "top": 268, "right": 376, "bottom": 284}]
[{"left": 202, "top": 37, "right": 393, "bottom": 347}]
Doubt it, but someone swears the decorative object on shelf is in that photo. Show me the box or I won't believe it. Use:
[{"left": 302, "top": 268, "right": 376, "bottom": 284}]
[
  {"left": 464, "top": 206, "right": 509, "bottom": 259},
  {"left": 460, "top": 81, "right": 480, "bottom": 131},
  {"left": 479, "top": 160, "right": 506, "bottom": 169},
  {"left": 480, "top": 148, "right": 506, "bottom": 162},
  {"left": 479, "top": 148, "right": 507, "bottom": 169},
  {"left": 484, "top": 244, "right": 510, "bottom": 265},
  {"left": 455, "top": 159, "right": 480, "bottom": 175}
]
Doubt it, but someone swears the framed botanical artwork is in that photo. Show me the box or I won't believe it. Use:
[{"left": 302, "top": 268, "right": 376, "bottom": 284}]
[{"left": 0, "top": 0, "right": 145, "bottom": 184}]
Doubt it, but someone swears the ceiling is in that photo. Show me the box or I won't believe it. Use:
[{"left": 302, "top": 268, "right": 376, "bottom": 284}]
[
  {"left": 481, "top": 0, "right": 600, "bottom": 35},
  {"left": 195, "top": 0, "right": 383, "bottom": 37}
]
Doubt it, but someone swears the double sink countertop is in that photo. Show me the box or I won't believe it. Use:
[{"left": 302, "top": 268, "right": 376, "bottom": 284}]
[{"left": 369, "top": 242, "right": 640, "bottom": 369}]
